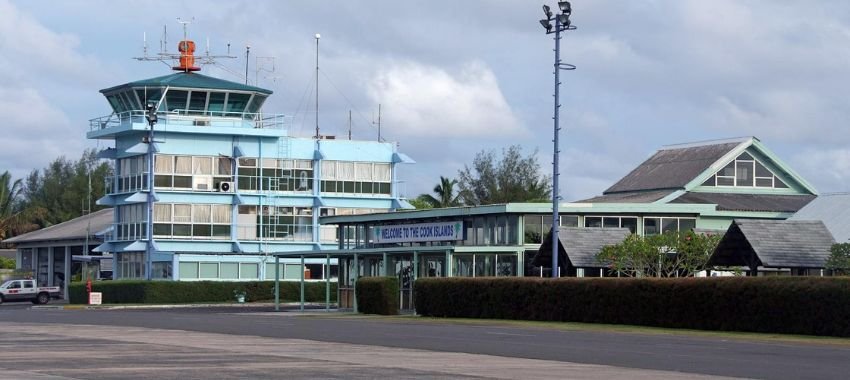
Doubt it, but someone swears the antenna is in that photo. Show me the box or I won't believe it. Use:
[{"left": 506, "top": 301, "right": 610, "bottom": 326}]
[
  {"left": 134, "top": 18, "right": 237, "bottom": 71},
  {"left": 373, "top": 104, "right": 382, "bottom": 142},
  {"left": 245, "top": 45, "right": 250, "bottom": 85},
  {"left": 254, "top": 56, "right": 280, "bottom": 87},
  {"left": 348, "top": 110, "right": 352, "bottom": 140},
  {"left": 315, "top": 33, "right": 320, "bottom": 139}
]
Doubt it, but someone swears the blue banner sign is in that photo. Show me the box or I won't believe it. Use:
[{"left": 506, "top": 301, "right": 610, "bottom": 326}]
[{"left": 373, "top": 221, "right": 463, "bottom": 243}]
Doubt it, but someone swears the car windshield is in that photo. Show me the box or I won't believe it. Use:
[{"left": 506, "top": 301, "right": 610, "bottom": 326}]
[{"left": 0, "top": 280, "right": 13, "bottom": 289}]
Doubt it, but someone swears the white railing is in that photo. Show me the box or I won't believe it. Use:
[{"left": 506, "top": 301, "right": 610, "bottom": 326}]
[{"left": 89, "top": 110, "right": 292, "bottom": 132}]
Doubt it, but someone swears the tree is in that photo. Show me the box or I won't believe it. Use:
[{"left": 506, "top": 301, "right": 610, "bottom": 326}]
[
  {"left": 597, "top": 231, "right": 722, "bottom": 277},
  {"left": 0, "top": 171, "right": 42, "bottom": 241},
  {"left": 22, "top": 149, "right": 111, "bottom": 227},
  {"left": 419, "top": 176, "right": 461, "bottom": 208},
  {"left": 457, "top": 145, "right": 551, "bottom": 205},
  {"left": 408, "top": 195, "right": 435, "bottom": 210},
  {"left": 826, "top": 243, "right": 850, "bottom": 276}
]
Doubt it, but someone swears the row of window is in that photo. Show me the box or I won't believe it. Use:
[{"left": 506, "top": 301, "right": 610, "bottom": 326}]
[
  {"left": 702, "top": 152, "right": 789, "bottom": 189},
  {"left": 177, "top": 261, "right": 337, "bottom": 280},
  {"left": 106, "top": 88, "right": 267, "bottom": 116}
]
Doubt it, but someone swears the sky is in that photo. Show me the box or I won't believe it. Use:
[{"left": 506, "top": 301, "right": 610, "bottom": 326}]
[{"left": 1, "top": 0, "right": 849, "bottom": 201}]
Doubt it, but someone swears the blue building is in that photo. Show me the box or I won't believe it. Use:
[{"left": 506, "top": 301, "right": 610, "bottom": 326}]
[{"left": 87, "top": 40, "right": 413, "bottom": 281}]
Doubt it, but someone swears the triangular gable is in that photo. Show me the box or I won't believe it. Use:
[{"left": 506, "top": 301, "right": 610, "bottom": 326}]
[{"left": 682, "top": 137, "right": 817, "bottom": 195}]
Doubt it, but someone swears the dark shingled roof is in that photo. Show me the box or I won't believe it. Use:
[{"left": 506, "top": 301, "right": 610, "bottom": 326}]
[
  {"left": 577, "top": 189, "right": 674, "bottom": 204},
  {"left": 671, "top": 193, "right": 815, "bottom": 213},
  {"left": 100, "top": 72, "right": 273, "bottom": 95},
  {"left": 604, "top": 141, "right": 741, "bottom": 194},
  {"left": 535, "top": 227, "right": 631, "bottom": 268},
  {"left": 2, "top": 209, "right": 113, "bottom": 244},
  {"left": 710, "top": 219, "right": 835, "bottom": 268}
]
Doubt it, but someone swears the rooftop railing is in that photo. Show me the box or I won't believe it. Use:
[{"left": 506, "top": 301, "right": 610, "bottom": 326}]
[{"left": 89, "top": 109, "right": 292, "bottom": 132}]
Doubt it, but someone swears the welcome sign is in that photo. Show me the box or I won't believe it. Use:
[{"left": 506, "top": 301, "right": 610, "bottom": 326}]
[{"left": 373, "top": 221, "right": 463, "bottom": 243}]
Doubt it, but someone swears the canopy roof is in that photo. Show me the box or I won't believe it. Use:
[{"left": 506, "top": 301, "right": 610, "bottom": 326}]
[
  {"left": 710, "top": 219, "right": 835, "bottom": 269},
  {"left": 101, "top": 72, "right": 273, "bottom": 95},
  {"left": 534, "top": 227, "right": 631, "bottom": 268}
]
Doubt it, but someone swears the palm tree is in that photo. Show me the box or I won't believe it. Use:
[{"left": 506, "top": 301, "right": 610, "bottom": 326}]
[
  {"left": 0, "top": 171, "right": 40, "bottom": 240},
  {"left": 420, "top": 176, "right": 461, "bottom": 208}
]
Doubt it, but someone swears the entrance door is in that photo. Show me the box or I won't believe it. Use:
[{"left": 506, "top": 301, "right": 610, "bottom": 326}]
[{"left": 391, "top": 255, "right": 414, "bottom": 310}]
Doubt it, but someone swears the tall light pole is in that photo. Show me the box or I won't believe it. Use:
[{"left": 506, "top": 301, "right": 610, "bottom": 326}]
[
  {"left": 540, "top": 2, "right": 575, "bottom": 278},
  {"left": 145, "top": 103, "right": 157, "bottom": 280}
]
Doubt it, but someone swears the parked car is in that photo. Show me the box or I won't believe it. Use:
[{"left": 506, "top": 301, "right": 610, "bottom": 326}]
[{"left": 0, "top": 279, "right": 61, "bottom": 305}]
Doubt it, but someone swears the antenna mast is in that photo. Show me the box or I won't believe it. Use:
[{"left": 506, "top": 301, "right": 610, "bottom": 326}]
[
  {"left": 134, "top": 18, "right": 236, "bottom": 71},
  {"left": 315, "top": 34, "right": 320, "bottom": 139}
]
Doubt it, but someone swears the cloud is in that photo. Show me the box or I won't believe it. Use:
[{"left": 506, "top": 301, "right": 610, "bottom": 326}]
[
  {"left": 791, "top": 149, "right": 850, "bottom": 192},
  {"left": 366, "top": 61, "right": 525, "bottom": 139}
]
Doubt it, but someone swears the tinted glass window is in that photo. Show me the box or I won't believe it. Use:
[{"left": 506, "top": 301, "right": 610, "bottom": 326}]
[
  {"left": 226, "top": 93, "right": 251, "bottom": 113},
  {"left": 188, "top": 91, "right": 208, "bottom": 113},
  {"left": 165, "top": 90, "right": 188, "bottom": 111}
]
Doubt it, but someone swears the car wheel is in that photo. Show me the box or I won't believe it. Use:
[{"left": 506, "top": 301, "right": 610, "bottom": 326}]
[
  {"left": 0, "top": 295, "right": 4, "bottom": 304},
  {"left": 37, "top": 292, "right": 49, "bottom": 305}
]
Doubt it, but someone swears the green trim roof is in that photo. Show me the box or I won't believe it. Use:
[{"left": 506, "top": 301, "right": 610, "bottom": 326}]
[{"left": 100, "top": 72, "right": 273, "bottom": 95}]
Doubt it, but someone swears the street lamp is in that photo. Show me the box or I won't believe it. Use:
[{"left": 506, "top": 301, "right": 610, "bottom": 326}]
[
  {"left": 145, "top": 102, "right": 157, "bottom": 280},
  {"left": 539, "top": 1, "right": 576, "bottom": 278}
]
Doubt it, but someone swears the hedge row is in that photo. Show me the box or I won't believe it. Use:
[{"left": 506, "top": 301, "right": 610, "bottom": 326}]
[
  {"left": 414, "top": 277, "right": 850, "bottom": 337},
  {"left": 356, "top": 277, "right": 399, "bottom": 315},
  {"left": 69, "top": 281, "right": 337, "bottom": 304}
]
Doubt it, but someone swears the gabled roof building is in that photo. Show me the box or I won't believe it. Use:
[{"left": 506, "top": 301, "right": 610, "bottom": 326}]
[{"left": 559, "top": 137, "right": 817, "bottom": 235}]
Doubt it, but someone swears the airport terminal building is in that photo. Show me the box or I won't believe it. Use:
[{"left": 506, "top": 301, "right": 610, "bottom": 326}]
[{"left": 83, "top": 41, "right": 413, "bottom": 281}]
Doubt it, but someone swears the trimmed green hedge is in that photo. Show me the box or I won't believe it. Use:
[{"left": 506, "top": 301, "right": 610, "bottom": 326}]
[
  {"left": 69, "top": 281, "right": 337, "bottom": 304},
  {"left": 356, "top": 277, "right": 399, "bottom": 315},
  {"left": 414, "top": 277, "right": 850, "bottom": 337}
]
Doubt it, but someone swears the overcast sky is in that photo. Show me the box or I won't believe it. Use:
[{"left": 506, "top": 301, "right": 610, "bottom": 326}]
[{"left": 1, "top": 0, "right": 849, "bottom": 201}]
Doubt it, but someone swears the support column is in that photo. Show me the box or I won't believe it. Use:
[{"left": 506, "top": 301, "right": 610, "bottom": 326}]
[
  {"left": 412, "top": 250, "right": 418, "bottom": 312},
  {"left": 64, "top": 246, "right": 71, "bottom": 300},
  {"left": 445, "top": 250, "right": 451, "bottom": 277},
  {"left": 47, "top": 247, "right": 55, "bottom": 287},
  {"left": 325, "top": 253, "right": 330, "bottom": 312},
  {"left": 516, "top": 249, "right": 524, "bottom": 277},
  {"left": 274, "top": 255, "right": 280, "bottom": 312},
  {"left": 382, "top": 252, "right": 388, "bottom": 277},
  {"left": 353, "top": 253, "right": 359, "bottom": 313},
  {"left": 300, "top": 255, "right": 305, "bottom": 312}
]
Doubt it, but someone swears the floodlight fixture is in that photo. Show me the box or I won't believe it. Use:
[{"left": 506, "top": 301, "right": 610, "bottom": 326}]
[
  {"left": 540, "top": 19, "right": 552, "bottom": 32},
  {"left": 557, "top": 14, "right": 570, "bottom": 27},
  {"left": 542, "top": 4, "right": 553, "bottom": 19},
  {"left": 558, "top": 1, "right": 571, "bottom": 14},
  {"left": 145, "top": 102, "right": 157, "bottom": 127}
]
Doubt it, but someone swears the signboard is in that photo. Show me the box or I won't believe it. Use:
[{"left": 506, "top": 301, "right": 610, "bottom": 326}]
[
  {"left": 88, "top": 292, "right": 102, "bottom": 305},
  {"left": 373, "top": 221, "right": 463, "bottom": 244}
]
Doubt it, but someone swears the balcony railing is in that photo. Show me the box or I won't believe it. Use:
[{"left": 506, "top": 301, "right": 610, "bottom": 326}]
[{"left": 89, "top": 109, "right": 292, "bottom": 132}]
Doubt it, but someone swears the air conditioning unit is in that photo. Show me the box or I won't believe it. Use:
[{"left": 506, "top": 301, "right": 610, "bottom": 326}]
[{"left": 218, "top": 181, "right": 234, "bottom": 192}]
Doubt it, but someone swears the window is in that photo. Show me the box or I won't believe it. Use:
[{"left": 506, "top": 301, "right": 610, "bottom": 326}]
[
  {"left": 643, "top": 217, "right": 697, "bottom": 235},
  {"left": 165, "top": 90, "right": 188, "bottom": 112},
  {"left": 319, "top": 160, "right": 391, "bottom": 196},
  {"left": 154, "top": 154, "right": 232, "bottom": 191},
  {"left": 702, "top": 152, "right": 789, "bottom": 189},
  {"left": 153, "top": 203, "right": 231, "bottom": 240}
]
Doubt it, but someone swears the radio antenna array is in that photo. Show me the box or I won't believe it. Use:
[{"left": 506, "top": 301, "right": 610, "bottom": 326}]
[{"left": 134, "top": 18, "right": 237, "bottom": 70}]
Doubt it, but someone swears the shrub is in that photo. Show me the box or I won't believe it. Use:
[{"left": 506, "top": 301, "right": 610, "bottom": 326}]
[
  {"left": 69, "top": 280, "right": 337, "bottom": 304},
  {"left": 356, "top": 277, "right": 399, "bottom": 315},
  {"left": 414, "top": 277, "right": 850, "bottom": 337},
  {"left": 827, "top": 243, "right": 850, "bottom": 276}
]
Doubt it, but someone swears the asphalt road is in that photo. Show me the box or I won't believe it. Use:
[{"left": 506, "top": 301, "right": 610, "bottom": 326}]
[{"left": 2, "top": 305, "right": 849, "bottom": 379}]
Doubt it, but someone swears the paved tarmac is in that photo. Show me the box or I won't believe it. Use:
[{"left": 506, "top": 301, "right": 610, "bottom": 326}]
[
  {"left": 1, "top": 305, "right": 849, "bottom": 379},
  {"left": 0, "top": 323, "right": 731, "bottom": 380}
]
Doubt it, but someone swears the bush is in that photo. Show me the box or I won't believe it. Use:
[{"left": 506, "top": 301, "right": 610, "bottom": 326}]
[
  {"left": 69, "top": 280, "right": 337, "bottom": 304},
  {"left": 414, "top": 277, "right": 850, "bottom": 337},
  {"left": 356, "top": 277, "right": 399, "bottom": 315}
]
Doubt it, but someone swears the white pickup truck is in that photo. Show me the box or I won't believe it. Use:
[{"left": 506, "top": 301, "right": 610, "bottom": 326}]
[{"left": 0, "top": 279, "right": 61, "bottom": 305}]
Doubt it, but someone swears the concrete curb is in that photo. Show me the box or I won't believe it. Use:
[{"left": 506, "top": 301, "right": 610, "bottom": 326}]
[{"left": 34, "top": 302, "right": 337, "bottom": 311}]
